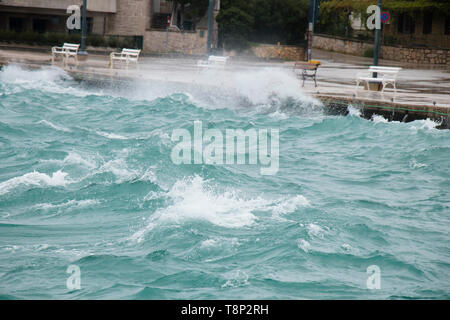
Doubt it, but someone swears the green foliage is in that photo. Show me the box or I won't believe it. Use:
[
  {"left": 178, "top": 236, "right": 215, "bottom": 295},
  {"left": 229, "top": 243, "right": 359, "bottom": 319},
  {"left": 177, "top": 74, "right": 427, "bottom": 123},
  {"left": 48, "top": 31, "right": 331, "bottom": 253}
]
[
  {"left": 320, "top": 0, "right": 450, "bottom": 15},
  {"left": 0, "top": 30, "right": 135, "bottom": 49},
  {"left": 216, "top": 6, "right": 254, "bottom": 50},
  {"left": 364, "top": 47, "right": 374, "bottom": 57},
  {"left": 217, "top": 0, "right": 309, "bottom": 50},
  {"left": 319, "top": 0, "right": 450, "bottom": 39}
]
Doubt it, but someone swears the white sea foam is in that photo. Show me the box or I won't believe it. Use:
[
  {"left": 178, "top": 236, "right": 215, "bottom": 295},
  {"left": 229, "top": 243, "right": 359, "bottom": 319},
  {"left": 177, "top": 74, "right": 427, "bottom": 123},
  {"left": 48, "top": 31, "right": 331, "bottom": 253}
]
[
  {"left": 152, "top": 176, "right": 262, "bottom": 228},
  {"left": 231, "top": 68, "right": 318, "bottom": 106},
  {"left": 95, "top": 131, "right": 128, "bottom": 140},
  {"left": 0, "top": 64, "right": 70, "bottom": 84},
  {"left": 297, "top": 239, "right": 311, "bottom": 252},
  {"left": 34, "top": 199, "right": 100, "bottom": 211},
  {"left": 130, "top": 176, "right": 311, "bottom": 243},
  {"left": 222, "top": 270, "right": 250, "bottom": 288},
  {"left": 38, "top": 120, "right": 71, "bottom": 132},
  {"left": 0, "top": 170, "right": 70, "bottom": 195},
  {"left": 410, "top": 159, "right": 428, "bottom": 169},
  {"left": 130, "top": 176, "right": 266, "bottom": 243},
  {"left": 99, "top": 158, "right": 140, "bottom": 182},
  {"left": 348, "top": 105, "right": 362, "bottom": 117},
  {"left": 0, "top": 64, "right": 98, "bottom": 97},
  {"left": 126, "top": 66, "right": 322, "bottom": 117},
  {"left": 138, "top": 167, "right": 158, "bottom": 183},
  {"left": 272, "top": 195, "right": 310, "bottom": 216},
  {"left": 41, "top": 152, "right": 98, "bottom": 169},
  {"left": 371, "top": 114, "right": 388, "bottom": 124},
  {"left": 306, "top": 223, "right": 326, "bottom": 238},
  {"left": 409, "top": 119, "right": 440, "bottom": 131}
]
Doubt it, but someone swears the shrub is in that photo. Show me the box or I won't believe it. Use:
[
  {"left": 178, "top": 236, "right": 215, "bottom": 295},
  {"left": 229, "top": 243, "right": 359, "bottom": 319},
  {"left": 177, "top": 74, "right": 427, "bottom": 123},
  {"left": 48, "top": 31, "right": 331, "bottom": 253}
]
[
  {"left": 107, "top": 36, "right": 120, "bottom": 48},
  {"left": 87, "top": 34, "right": 106, "bottom": 47},
  {"left": 0, "top": 30, "right": 131, "bottom": 49},
  {"left": 120, "top": 37, "right": 136, "bottom": 49},
  {"left": 364, "top": 47, "right": 374, "bottom": 58}
]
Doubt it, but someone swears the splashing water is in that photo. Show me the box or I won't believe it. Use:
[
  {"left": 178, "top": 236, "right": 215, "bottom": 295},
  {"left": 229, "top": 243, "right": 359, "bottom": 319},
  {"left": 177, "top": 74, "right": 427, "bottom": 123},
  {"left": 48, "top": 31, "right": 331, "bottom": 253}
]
[{"left": 0, "top": 65, "right": 449, "bottom": 300}]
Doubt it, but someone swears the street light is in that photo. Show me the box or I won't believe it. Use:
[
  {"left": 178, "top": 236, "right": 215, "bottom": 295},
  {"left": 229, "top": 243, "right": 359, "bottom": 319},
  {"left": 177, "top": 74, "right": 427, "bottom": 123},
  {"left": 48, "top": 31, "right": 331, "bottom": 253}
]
[
  {"left": 307, "top": 0, "right": 319, "bottom": 61},
  {"left": 373, "top": 0, "right": 382, "bottom": 70},
  {"left": 207, "top": 0, "right": 214, "bottom": 55},
  {"left": 79, "top": 0, "right": 88, "bottom": 56}
]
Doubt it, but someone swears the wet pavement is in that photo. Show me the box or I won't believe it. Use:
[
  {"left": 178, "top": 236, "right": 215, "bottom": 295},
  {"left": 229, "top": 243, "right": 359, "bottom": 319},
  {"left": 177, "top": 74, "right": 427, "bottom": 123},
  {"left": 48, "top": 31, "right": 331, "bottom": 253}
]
[{"left": 1, "top": 46, "right": 449, "bottom": 109}]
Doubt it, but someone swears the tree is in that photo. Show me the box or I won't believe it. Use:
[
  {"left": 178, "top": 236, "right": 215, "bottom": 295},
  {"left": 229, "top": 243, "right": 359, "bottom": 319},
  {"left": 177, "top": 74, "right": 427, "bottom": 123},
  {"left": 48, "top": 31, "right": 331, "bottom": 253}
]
[
  {"left": 216, "top": 6, "right": 255, "bottom": 50},
  {"left": 217, "top": 0, "right": 310, "bottom": 50}
]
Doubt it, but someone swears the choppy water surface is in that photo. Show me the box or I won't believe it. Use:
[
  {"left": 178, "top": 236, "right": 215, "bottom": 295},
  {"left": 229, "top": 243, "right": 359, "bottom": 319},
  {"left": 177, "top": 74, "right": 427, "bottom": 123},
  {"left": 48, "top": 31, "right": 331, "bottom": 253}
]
[{"left": 0, "top": 65, "right": 449, "bottom": 299}]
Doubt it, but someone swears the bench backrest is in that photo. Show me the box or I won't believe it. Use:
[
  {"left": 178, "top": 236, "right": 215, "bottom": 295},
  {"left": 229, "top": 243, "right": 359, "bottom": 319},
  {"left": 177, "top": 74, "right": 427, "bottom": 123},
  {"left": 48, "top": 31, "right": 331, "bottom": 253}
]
[
  {"left": 294, "top": 62, "right": 319, "bottom": 70},
  {"left": 121, "top": 48, "right": 141, "bottom": 57},
  {"left": 62, "top": 43, "right": 80, "bottom": 53},
  {"left": 208, "top": 55, "right": 228, "bottom": 64},
  {"left": 369, "top": 66, "right": 402, "bottom": 74}
]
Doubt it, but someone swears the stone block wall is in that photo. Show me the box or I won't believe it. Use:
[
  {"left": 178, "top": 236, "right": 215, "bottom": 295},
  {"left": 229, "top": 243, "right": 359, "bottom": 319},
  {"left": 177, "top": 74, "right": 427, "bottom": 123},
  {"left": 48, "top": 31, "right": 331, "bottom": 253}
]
[
  {"left": 313, "top": 35, "right": 371, "bottom": 56},
  {"left": 144, "top": 29, "right": 208, "bottom": 55},
  {"left": 107, "top": 0, "right": 150, "bottom": 36},
  {"left": 313, "top": 34, "right": 450, "bottom": 65},
  {"left": 381, "top": 46, "right": 449, "bottom": 65},
  {"left": 251, "top": 44, "right": 306, "bottom": 61}
]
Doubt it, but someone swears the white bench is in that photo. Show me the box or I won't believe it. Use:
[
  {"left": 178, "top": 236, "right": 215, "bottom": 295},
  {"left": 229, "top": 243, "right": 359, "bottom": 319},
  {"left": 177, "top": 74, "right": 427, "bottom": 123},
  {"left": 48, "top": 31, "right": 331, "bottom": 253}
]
[
  {"left": 51, "top": 43, "right": 80, "bottom": 66},
  {"left": 197, "top": 55, "right": 229, "bottom": 70},
  {"left": 356, "top": 66, "right": 402, "bottom": 94},
  {"left": 110, "top": 48, "right": 141, "bottom": 69}
]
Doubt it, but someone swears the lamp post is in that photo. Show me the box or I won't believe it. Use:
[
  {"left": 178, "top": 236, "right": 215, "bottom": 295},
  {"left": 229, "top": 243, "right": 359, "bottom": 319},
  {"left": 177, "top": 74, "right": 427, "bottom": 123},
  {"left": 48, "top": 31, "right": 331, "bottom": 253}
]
[
  {"left": 79, "top": 0, "right": 88, "bottom": 56},
  {"left": 373, "top": 0, "right": 382, "bottom": 70},
  {"left": 207, "top": 0, "right": 214, "bottom": 55},
  {"left": 307, "top": 0, "right": 318, "bottom": 61}
]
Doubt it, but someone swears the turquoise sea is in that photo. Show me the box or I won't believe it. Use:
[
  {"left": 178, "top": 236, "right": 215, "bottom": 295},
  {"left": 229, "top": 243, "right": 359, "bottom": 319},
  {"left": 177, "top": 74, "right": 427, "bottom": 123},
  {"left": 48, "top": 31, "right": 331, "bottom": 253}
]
[{"left": 0, "top": 64, "right": 449, "bottom": 299}]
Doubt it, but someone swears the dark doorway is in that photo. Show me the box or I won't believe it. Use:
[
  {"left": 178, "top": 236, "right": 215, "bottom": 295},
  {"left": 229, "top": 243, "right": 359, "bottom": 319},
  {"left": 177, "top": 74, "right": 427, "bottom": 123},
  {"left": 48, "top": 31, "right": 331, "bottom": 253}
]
[
  {"left": 397, "top": 13, "right": 415, "bottom": 34},
  {"left": 33, "top": 19, "right": 47, "bottom": 33},
  {"left": 423, "top": 11, "right": 433, "bottom": 34},
  {"left": 9, "top": 17, "right": 24, "bottom": 32}
]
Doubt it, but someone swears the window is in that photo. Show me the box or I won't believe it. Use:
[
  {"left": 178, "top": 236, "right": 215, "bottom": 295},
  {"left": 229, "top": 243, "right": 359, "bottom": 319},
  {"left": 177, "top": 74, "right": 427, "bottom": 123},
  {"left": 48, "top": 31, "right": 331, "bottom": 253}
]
[
  {"left": 9, "top": 17, "right": 24, "bottom": 32},
  {"left": 423, "top": 11, "right": 432, "bottom": 34},
  {"left": 33, "top": 19, "right": 47, "bottom": 33},
  {"left": 397, "top": 13, "right": 415, "bottom": 34},
  {"left": 151, "top": 13, "right": 171, "bottom": 29}
]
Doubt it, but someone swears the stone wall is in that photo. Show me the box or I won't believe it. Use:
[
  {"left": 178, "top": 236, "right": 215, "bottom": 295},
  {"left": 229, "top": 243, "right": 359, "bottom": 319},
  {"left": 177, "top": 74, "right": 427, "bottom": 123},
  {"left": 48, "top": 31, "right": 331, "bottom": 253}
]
[
  {"left": 313, "top": 35, "right": 372, "bottom": 56},
  {"left": 251, "top": 44, "right": 306, "bottom": 61},
  {"left": 313, "top": 34, "right": 450, "bottom": 65},
  {"left": 381, "top": 46, "right": 449, "bottom": 65},
  {"left": 144, "top": 29, "right": 208, "bottom": 55},
  {"left": 107, "top": 0, "right": 150, "bottom": 36}
]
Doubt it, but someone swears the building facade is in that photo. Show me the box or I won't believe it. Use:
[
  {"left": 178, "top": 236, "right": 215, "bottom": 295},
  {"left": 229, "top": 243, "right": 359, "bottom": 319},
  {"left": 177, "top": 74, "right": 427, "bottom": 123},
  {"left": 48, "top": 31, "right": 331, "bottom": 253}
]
[
  {"left": 383, "top": 10, "right": 450, "bottom": 49},
  {"left": 0, "top": 0, "right": 220, "bottom": 53}
]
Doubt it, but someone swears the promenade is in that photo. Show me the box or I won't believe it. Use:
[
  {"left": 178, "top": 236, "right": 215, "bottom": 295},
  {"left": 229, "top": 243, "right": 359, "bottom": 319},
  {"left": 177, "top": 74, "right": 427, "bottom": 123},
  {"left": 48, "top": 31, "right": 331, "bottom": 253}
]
[{"left": 1, "top": 46, "right": 449, "bottom": 127}]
